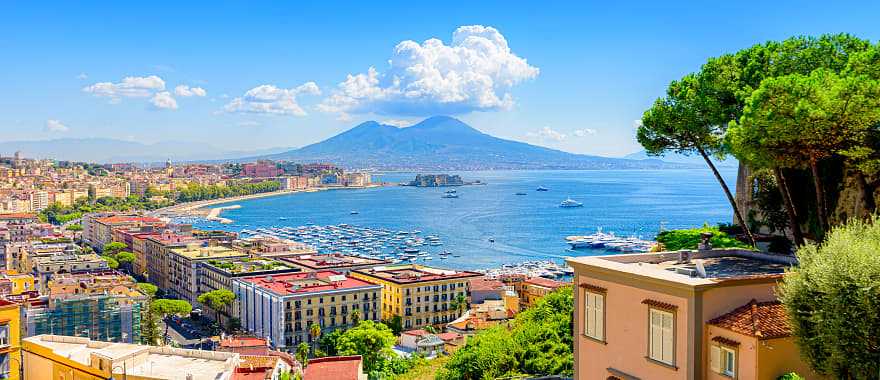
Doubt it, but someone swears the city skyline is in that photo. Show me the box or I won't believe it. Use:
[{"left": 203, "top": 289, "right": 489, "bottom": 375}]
[{"left": 3, "top": 1, "right": 880, "bottom": 157}]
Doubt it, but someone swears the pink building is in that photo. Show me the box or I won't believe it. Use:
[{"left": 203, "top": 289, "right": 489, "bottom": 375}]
[
  {"left": 242, "top": 161, "right": 283, "bottom": 178},
  {"left": 566, "top": 249, "right": 824, "bottom": 380}
]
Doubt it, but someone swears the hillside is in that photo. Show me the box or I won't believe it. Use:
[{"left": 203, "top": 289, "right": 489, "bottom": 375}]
[{"left": 258, "top": 116, "right": 690, "bottom": 170}]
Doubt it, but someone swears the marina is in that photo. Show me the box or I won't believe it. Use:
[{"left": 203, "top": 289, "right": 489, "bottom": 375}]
[
  {"left": 565, "top": 229, "right": 655, "bottom": 253},
  {"left": 240, "top": 224, "right": 461, "bottom": 264}
]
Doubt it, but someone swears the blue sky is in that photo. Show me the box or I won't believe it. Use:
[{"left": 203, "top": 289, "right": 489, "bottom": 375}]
[{"left": 2, "top": 1, "right": 879, "bottom": 157}]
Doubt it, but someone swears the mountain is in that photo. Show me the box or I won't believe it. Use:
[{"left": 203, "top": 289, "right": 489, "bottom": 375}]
[
  {"left": 0, "top": 138, "right": 291, "bottom": 163},
  {"left": 623, "top": 149, "right": 739, "bottom": 168},
  {"left": 256, "top": 116, "right": 694, "bottom": 170}
]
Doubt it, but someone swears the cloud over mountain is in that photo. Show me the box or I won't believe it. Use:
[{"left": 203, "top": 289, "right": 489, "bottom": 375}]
[
  {"left": 225, "top": 83, "right": 321, "bottom": 116},
  {"left": 319, "top": 25, "right": 538, "bottom": 118}
]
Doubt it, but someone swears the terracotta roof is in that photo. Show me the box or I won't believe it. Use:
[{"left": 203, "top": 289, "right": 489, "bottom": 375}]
[
  {"left": 708, "top": 299, "right": 791, "bottom": 340},
  {"left": 221, "top": 336, "right": 268, "bottom": 348},
  {"left": 436, "top": 332, "right": 462, "bottom": 341},
  {"left": 524, "top": 277, "right": 566, "bottom": 289},
  {"left": 0, "top": 213, "right": 36, "bottom": 219},
  {"left": 641, "top": 299, "right": 678, "bottom": 311},
  {"left": 578, "top": 283, "right": 607, "bottom": 293},
  {"left": 711, "top": 336, "right": 741, "bottom": 346},
  {"left": 469, "top": 278, "right": 505, "bottom": 292},
  {"left": 304, "top": 355, "right": 363, "bottom": 380},
  {"left": 238, "top": 355, "right": 278, "bottom": 369},
  {"left": 401, "top": 329, "right": 430, "bottom": 336}
]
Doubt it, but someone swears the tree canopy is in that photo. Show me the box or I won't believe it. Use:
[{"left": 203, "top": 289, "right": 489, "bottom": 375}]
[
  {"left": 335, "top": 320, "right": 397, "bottom": 374},
  {"left": 779, "top": 216, "right": 880, "bottom": 378},
  {"left": 438, "top": 286, "right": 573, "bottom": 379}
]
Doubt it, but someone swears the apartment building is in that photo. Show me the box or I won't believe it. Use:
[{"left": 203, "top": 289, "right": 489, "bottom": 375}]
[
  {"left": 200, "top": 257, "right": 301, "bottom": 320},
  {"left": 23, "top": 271, "right": 147, "bottom": 343},
  {"left": 350, "top": 264, "right": 482, "bottom": 330},
  {"left": 22, "top": 335, "right": 240, "bottom": 380},
  {"left": 566, "top": 248, "right": 824, "bottom": 380},
  {"left": 234, "top": 271, "right": 383, "bottom": 351},
  {"left": 0, "top": 214, "right": 38, "bottom": 242},
  {"left": 144, "top": 231, "right": 199, "bottom": 291},
  {"left": 166, "top": 243, "right": 247, "bottom": 304},
  {"left": 0, "top": 299, "right": 21, "bottom": 380},
  {"left": 83, "top": 214, "right": 165, "bottom": 250},
  {"left": 30, "top": 253, "right": 110, "bottom": 291},
  {"left": 519, "top": 276, "right": 567, "bottom": 308},
  {"left": 281, "top": 253, "right": 390, "bottom": 274}
]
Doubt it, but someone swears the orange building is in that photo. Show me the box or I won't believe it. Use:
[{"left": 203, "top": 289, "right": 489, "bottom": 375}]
[{"left": 567, "top": 249, "right": 824, "bottom": 380}]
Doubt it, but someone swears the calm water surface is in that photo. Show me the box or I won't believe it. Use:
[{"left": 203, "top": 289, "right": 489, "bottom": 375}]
[{"left": 192, "top": 169, "right": 737, "bottom": 270}]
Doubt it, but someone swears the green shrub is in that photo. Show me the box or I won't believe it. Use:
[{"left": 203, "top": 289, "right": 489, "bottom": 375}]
[
  {"left": 779, "top": 217, "right": 880, "bottom": 378},
  {"left": 656, "top": 225, "right": 751, "bottom": 251}
]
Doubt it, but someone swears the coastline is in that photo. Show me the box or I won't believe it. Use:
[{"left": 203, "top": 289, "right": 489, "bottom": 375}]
[{"left": 152, "top": 184, "right": 389, "bottom": 221}]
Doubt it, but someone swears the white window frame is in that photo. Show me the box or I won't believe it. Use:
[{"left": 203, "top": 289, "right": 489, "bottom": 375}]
[
  {"left": 583, "top": 290, "right": 605, "bottom": 341},
  {"left": 648, "top": 308, "right": 675, "bottom": 366},
  {"left": 710, "top": 343, "right": 737, "bottom": 377}
]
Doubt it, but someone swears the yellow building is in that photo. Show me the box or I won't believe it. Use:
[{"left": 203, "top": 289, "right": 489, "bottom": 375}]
[
  {"left": 0, "top": 299, "right": 21, "bottom": 380},
  {"left": 351, "top": 265, "right": 482, "bottom": 330},
  {"left": 0, "top": 271, "right": 35, "bottom": 296},
  {"left": 22, "top": 334, "right": 240, "bottom": 380}
]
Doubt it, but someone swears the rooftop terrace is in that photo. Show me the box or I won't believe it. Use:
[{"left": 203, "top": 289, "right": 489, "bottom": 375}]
[
  {"left": 170, "top": 244, "right": 247, "bottom": 260},
  {"left": 239, "top": 270, "right": 380, "bottom": 296},
  {"left": 24, "top": 334, "right": 238, "bottom": 380},
  {"left": 354, "top": 264, "right": 483, "bottom": 284},
  {"left": 282, "top": 253, "right": 389, "bottom": 270},
  {"left": 204, "top": 257, "right": 299, "bottom": 275},
  {"left": 566, "top": 249, "right": 795, "bottom": 287}
]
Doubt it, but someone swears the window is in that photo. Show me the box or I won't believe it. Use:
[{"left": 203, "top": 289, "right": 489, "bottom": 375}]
[
  {"left": 583, "top": 291, "right": 604, "bottom": 341},
  {"left": 648, "top": 308, "right": 674, "bottom": 365},
  {"left": 710, "top": 344, "right": 736, "bottom": 377},
  {"left": 0, "top": 325, "right": 9, "bottom": 346}
]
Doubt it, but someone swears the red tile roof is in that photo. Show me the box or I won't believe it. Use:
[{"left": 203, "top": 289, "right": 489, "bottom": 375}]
[
  {"left": 401, "top": 329, "right": 430, "bottom": 337},
  {"left": 221, "top": 336, "right": 268, "bottom": 348},
  {"left": 304, "top": 356, "right": 363, "bottom": 380},
  {"left": 708, "top": 299, "right": 791, "bottom": 339},
  {"left": 241, "top": 271, "right": 380, "bottom": 296},
  {"left": 0, "top": 213, "right": 37, "bottom": 220},
  {"left": 524, "top": 277, "right": 566, "bottom": 289},
  {"left": 436, "top": 332, "right": 462, "bottom": 342},
  {"left": 469, "top": 278, "right": 505, "bottom": 292}
]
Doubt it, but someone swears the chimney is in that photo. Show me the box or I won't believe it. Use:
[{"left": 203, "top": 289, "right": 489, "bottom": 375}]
[{"left": 678, "top": 250, "right": 691, "bottom": 264}]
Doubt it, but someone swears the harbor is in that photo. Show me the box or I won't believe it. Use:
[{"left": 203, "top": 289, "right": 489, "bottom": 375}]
[
  {"left": 241, "top": 224, "right": 458, "bottom": 264},
  {"left": 565, "top": 228, "right": 656, "bottom": 253}
]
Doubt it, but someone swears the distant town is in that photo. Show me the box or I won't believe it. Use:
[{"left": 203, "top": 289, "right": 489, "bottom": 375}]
[{"left": 0, "top": 151, "right": 567, "bottom": 379}]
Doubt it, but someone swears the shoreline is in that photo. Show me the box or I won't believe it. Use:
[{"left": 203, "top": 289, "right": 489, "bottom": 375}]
[{"left": 152, "top": 184, "right": 389, "bottom": 220}]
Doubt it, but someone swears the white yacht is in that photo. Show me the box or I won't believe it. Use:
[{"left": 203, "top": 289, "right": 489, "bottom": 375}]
[{"left": 559, "top": 197, "right": 584, "bottom": 208}]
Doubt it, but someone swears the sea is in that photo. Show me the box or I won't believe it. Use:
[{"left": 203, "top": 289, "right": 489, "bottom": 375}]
[{"left": 190, "top": 169, "right": 737, "bottom": 271}]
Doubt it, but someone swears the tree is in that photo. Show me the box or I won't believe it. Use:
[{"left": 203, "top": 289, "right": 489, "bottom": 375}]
[
  {"left": 151, "top": 299, "right": 192, "bottom": 344},
  {"left": 142, "top": 307, "right": 160, "bottom": 345},
  {"left": 439, "top": 286, "right": 574, "bottom": 379},
  {"left": 103, "top": 241, "right": 127, "bottom": 255},
  {"left": 295, "top": 342, "right": 310, "bottom": 367},
  {"left": 730, "top": 69, "right": 880, "bottom": 237},
  {"left": 350, "top": 309, "right": 361, "bottom": 326},
  {"left": 779, "top": 217, "right": 880, "bottom": 378},
  {"left": 383, "top": 315, "right": 402, "bottom": 336},
  {"left": 638, "top": 73, "right": 757, "bottom": 246},
  {"left": 137, "top": 283, "right": 158, "bottom": 298},
  {"left": 197, "top": 289, "right": 236, "bottom": 329},
  {"left": 336, "top": 320, "right": 397, "bottom": 374},
  {"left": 317, "top": 329, "right": 342, "bottom": 357},
  {"left": 450, "top": 294, "right": 468, "bottom": 317},
  {"left": 309, "top": 323, "right": 322, "bottom": 353},
  {"left": 65, "top": 224, "right": 83, "bottom": 231},
  {"left": 101, "top": 255, "right": 119, "bottom": 269}
]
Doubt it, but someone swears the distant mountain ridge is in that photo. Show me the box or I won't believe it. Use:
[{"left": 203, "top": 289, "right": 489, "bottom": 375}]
[
  {"left": 623, "top": 149, "right": 738, "bottom": 168},
  {"left": 0, "top": 138, "right": 291, "bottom": 163},
  {"left": 255, "top": 116, "right": 694, "bottom": 170}
]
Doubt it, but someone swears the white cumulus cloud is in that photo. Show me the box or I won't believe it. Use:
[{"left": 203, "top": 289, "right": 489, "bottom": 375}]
[
  {"left": 224, "top": 83, "right": 321, "bottom": 116},
  {"left": 380, "top": 119, "right": 414, "bottom": 127},
  {"left": 319, "top": 25, "right": 539, "bottom": 118},
  {"left": 44, "top": 119, "right": 69, "bottom": 132},
  {"left": 83, "top": 75, "right": 166, "bottom": 99},
  {"left": 573, "top": 128, "right": 597, "bottom": 137},
  {"left": 150, "top": 91, "right": 178, "bottom": 110},
  {"left": 175, "top": 85, "right": 207, "bottom": 97},
  {"left": 526, "top": 127, "right": 567, "bottom": 142}
]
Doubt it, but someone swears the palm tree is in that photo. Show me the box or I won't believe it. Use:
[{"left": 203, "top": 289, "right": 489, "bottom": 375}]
[
  {"left": 309, "top": 323, "right": 321, "bottom": 354},
  {"left": 450, "top": 294, "right": 468, "bottom": 317}
]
